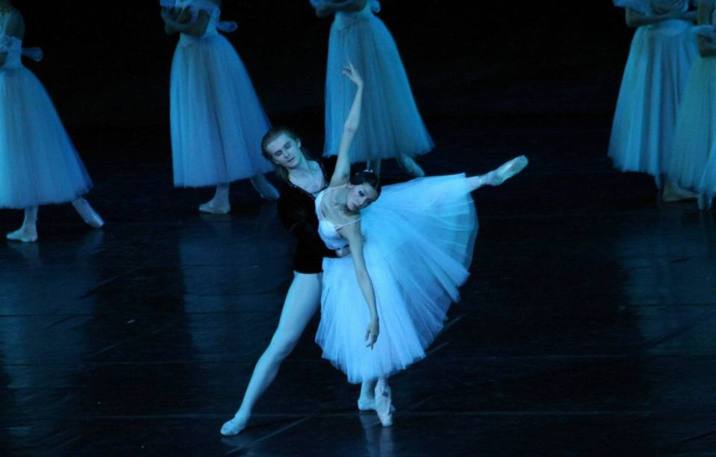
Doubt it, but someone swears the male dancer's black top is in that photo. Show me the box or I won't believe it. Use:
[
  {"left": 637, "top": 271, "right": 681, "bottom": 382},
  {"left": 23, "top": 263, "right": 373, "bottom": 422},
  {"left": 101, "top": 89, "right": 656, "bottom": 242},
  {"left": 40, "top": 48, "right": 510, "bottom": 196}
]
[{"left": 277, "top": 156, "right": 338, "bottom": 274}]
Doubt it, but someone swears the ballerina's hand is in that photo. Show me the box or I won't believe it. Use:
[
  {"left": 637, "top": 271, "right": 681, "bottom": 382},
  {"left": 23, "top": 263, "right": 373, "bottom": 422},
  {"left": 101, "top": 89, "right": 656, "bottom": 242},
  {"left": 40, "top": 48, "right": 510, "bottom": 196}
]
[
  {"left": 365, "top": 318, "right": 379, "bottom": 349},
  {"left": 335, "top": 246, "right": 351, "bottom": 257},
  {"left": 342, "top": 63, "right": 363, "bottom": 88}
]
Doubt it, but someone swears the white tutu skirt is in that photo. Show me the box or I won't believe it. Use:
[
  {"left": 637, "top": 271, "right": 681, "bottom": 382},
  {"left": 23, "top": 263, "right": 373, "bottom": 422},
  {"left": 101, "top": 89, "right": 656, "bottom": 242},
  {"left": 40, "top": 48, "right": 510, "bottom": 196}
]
[
  {"left": 668, "top": 57, "right": 716, "bottom": 190},
  {"left": 0, "top": 67, "right": 92, "bottom": 209},
  {"left": 316, "top": 174, "right": 478, "bottom": 383},
  {"left": 608, "top": 20, "right": 697, "bottom": 178},
  {"left": 322, "top": 14, "right": 433, "bottom": 161},
  {"left": 170, "top": 33, "right": 273, "bottom": 188}
]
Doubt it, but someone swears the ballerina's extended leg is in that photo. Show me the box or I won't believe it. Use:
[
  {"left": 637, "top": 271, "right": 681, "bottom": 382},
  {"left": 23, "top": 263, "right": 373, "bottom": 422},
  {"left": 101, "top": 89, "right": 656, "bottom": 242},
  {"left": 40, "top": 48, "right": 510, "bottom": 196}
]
[
  {"left": 250, "top": 174, "right": 279, "bottom": 201},
  {"left": 467, "top": 155, "right": 528, "bottom": 191},
  {"left": 220, "top": 273, "right": 319, "bottom": 436},
  {"left": 7, "top": 206, "right": 39, "bottom": 243},
  {"left": 72, "top": 198, "right": 105, "bottom": 228},
  {"left": 199, "top": 184, "right": 231, "bottom": 214},
  {"left": 396, "top": 154, "right": 425, "bottom": 178}
]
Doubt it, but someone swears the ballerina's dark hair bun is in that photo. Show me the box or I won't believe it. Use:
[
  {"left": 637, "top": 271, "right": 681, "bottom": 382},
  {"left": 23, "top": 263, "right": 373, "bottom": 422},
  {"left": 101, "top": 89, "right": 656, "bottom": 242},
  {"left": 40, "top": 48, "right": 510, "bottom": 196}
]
[{"left": 350, "top": 169, "right": 382, "bottom": 195}]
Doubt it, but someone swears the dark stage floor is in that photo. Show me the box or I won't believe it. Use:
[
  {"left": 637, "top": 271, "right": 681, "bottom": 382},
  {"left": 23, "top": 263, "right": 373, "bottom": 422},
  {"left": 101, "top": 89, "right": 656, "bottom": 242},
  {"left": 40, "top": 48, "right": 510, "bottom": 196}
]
[{"left": 2, "top": 114, "right": 716, "bottom": 457}]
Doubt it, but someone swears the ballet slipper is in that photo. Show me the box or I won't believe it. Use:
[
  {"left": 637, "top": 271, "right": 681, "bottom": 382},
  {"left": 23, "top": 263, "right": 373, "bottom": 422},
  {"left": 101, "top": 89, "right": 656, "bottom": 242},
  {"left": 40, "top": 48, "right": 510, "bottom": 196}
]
[
  {"left": 199, "top": 200, "right": 231, "bottom": 214},
  {"left": 72, "top": 198, "right": 104, "bottom": 228},
  {"left": 483, "top": 155, "right": 529, "bottom": 186},
  {"left": 220, "top": 414, "right": 248, "bottom": 436},
  {"left": 374, "top": 378, "right": 394, "bottom": 427},
  {"left": 6, "top": 226, "right": 38, "bottom": 243}
]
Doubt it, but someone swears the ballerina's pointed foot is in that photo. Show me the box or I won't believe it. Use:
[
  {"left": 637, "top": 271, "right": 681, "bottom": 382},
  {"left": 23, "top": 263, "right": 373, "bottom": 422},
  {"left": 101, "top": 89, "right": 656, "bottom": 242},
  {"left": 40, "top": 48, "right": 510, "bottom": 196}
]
[
  {"left": 6, "top": 226, "right": 38, "bottom": 243},
  {"left": 662, "top": 183, "right": 698, "bottom": 203},
  {"left": 73, "top": 199, "right": 105, "bottom": 228},
  {"left": 374, "top": 379, "right": 394, "bottom": 427},
  {"left": 357, "top": 396, "right": 375, "bottom": 412},
  {"left": 250, "top": 175, "right": 279, "bottom": 201},
  {"left": 698, "top": 194, "right": 713, "bottom": 211},
  {"left": 199, "top": 200, "right": 231, "bottom": 215},
  {"left": 220, "top": 415, "right": 248, "bottom": 436},
  {"left": 484, "top": 155, "right": 528, "bottom": 186}
]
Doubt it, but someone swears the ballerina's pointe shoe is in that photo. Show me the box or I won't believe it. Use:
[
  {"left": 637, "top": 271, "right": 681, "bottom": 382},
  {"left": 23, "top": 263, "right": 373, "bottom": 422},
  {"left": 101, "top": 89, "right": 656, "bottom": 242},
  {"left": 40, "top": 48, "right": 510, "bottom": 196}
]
[
  {"left": 698, "top": 194, "right": 713, "bottom": 211},
  {"left": 357, "top": 396, "right": 376, "bottom": 411},
  {"left": 6, "top": 226, "right": 38, "bottom": 243},
  {"left": 662, "top": 182, "right": 698, "bottom": 203},
  {"left": 374, "top": 379, "right": 394, "bottom": 427},
  {"left": 220, "top": 415, "right": 247, "bottom": 436},
  {"left": 199, "top": 200, "right": 231, "bottom": 215},
  {"left": 73, "top": 199, "right": 105, "bottom": 228},
  {"left": 484, "top": 155, "right": 529, "bottom": 186}
]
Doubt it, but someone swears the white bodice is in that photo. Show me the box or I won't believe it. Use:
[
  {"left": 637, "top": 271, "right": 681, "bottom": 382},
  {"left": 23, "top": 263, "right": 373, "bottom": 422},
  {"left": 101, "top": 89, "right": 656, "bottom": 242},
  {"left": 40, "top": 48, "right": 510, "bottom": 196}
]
[
  {"left": 162, "top": 0, "right": 237, "bottom": 44},
  {"left": 0, "top": 12, "right": 22, "bottom": 69},
  {"left": 315, "top": 190, "right": 351, "bottom": 251},
  {"left": 333, "top": 0, "right": 381, "bottom": 30}
]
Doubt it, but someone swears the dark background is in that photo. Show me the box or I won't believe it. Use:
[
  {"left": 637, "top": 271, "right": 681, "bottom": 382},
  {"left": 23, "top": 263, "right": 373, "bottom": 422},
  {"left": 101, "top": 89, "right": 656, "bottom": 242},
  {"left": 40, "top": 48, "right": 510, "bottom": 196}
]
[{"left": 14, "top": 1, "right": 632, "bottom": 150}]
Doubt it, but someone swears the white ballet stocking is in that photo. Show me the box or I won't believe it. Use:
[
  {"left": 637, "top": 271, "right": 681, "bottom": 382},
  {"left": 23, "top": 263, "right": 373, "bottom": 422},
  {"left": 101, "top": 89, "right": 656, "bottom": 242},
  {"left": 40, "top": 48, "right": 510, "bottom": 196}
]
[
  {"left": 221, "top": 273, "right": 321, "bottom": 436},
  {"left": 72, "top": 198, "right": 104, "bottom": 228},
  {"left": 358, "top": 378, "right": 378, "bottom": 411},
  {"left": 7, "top": 206, "right": 39, "bottom": 243},
  {"left": 199, "top": 184, "right": 231, "bottom": 214}
]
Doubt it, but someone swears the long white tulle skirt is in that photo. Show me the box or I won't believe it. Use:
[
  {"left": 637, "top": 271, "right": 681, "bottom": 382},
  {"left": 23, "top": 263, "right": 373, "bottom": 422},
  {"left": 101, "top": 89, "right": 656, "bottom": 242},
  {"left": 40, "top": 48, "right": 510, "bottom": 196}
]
[
  {"left": 170, "top": 33, "right": 273, "bottom": 188},
  {"left": 668, "top": 56, "right": 716, "bottom": 190},
  {"left": 322, "top": 14, "right": 433, "bottom": 161},
  {"left": 608, "top": 19, "right": 697, "bottom": 179},
  {"left": 316, "top": 174, "right": 478, "bottom": 383},
  {"left": 0, "top": 66, "right": 92, "bottom": 209}
]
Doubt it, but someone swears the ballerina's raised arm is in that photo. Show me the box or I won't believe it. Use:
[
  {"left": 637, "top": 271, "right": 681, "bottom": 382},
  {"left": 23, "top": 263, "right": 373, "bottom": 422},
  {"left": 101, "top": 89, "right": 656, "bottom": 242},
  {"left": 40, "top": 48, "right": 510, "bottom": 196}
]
[{"left": 328, "top": 63, "right": 363, "bottom": 187}]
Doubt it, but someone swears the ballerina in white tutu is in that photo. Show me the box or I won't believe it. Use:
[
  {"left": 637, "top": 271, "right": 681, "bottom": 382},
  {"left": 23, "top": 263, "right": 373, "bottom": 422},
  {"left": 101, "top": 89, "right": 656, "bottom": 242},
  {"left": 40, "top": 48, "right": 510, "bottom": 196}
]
[
  {"left": 668, "top": 0, "right": 716, "bottom": 208},
  {"left": 0, "top": 1, "right": 104, "bottom": 243},
  {"left": 311, "top": 0, "right": 432, "bottom": 178},
  {"left": 161, "top": 0, "right": 278, "bottom": 214},
  {"left": 609, "top": 0, "right": 698, "bottom": 201},
  {"left": 219, "top": 127, "right": 376, "bottom": 437},
  {"left": 696, "top": 3, "right": 716, "bottom": 210},
  {"left": 313, "top": 64, "right": 527, "bottom": 426}
]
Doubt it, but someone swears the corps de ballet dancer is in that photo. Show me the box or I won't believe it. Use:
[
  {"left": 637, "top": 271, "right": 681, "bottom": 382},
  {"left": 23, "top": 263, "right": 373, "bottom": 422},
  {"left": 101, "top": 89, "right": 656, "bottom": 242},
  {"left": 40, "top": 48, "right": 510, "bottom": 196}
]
[
  {"left": 687, "top": 0, "right": 716, "bottom": 210},
  {"left": 289, "top": 64, "right": 527, "bottom": 427},
  {"left": 0, "top": 1, "right": 104, "bottom": 243},
  {"left": 668, "top": 0, "right": 716, "bottom": 209},
  {"left": 609, "top": 0, "right": 698, "bottom": 201},
  {"left": 310, "top": 0, "right": 432, "bottom": 177},
  {"left": 161, "top": 0, "right": 279, "bottom": 214}
]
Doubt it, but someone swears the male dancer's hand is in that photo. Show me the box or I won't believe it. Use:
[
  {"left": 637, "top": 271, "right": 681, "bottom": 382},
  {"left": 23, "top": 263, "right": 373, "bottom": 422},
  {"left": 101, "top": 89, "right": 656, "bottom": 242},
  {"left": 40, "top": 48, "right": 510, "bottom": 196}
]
[{"left": 335, "top": 246, "right": 351, "bottom": 257}]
